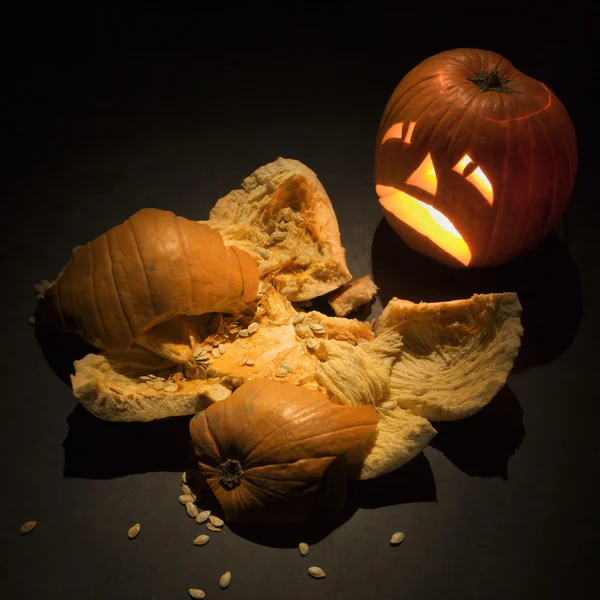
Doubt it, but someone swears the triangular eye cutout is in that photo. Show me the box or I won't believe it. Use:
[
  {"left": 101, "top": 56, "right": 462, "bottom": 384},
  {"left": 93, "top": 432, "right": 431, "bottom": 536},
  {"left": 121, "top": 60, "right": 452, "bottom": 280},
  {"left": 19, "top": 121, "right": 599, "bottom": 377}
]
[{"left": 406, "top": 153, "right": 437, "bottom": 196}]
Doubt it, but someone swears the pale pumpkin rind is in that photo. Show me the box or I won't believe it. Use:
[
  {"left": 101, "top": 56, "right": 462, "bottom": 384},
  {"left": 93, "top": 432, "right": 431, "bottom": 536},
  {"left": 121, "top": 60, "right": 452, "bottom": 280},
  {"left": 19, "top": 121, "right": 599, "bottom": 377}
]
[
  {"left": 189, "top": 378, "right": 379, "bottom": 524},
  {"left": 37, "top": 208, "right": 259, "bottom": 351},
  {"left": 200, "top": 157, "right": 352, "bottom": 301}
]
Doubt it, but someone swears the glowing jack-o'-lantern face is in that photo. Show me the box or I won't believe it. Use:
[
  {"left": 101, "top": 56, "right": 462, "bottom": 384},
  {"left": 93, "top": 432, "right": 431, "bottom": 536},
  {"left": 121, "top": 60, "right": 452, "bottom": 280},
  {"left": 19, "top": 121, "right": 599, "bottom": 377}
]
[{"left": 375, "top": 49, "right": 577, "bottom": 268}]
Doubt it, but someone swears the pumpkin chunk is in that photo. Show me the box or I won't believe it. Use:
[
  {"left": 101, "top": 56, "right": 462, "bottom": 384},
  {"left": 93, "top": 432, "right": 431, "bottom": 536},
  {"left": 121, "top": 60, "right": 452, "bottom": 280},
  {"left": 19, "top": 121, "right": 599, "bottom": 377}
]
[
  {"left": 328, "top": 275, "right": 379, "bottom": 317},
  {"left": 200, "top": 157, "right": 352, "bottom": 301},
  {"left": 189, "top": 378, "right": 379, "bottom": 524},
  {"left": 377, "top": 293, "right": 523, "bottom": 420}
]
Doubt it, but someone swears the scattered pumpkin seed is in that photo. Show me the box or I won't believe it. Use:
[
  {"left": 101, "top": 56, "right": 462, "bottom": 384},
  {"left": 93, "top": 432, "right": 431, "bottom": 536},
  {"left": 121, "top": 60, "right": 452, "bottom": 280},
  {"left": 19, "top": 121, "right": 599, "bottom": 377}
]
[
  {"left": 308, "top": 566, "right": 326, "bottom": 579},
  {"left": 153, "top": 381, "right": 166, "bottom": 391},
  {"left": 381, "top": 400, "right": 398, "bottom": 410},
  {"left": 299, "top": 542, "right": 309, "bottom": 556},
  {"left": 163, "top": 384, "right": 178, "bottom": 392},
  {"left": 279, "top": 361, "right": 292, "bottom": 372},
  {"left": 390, "top": 531, "right": 405, "bottom": 545},
  {"left": 245, "top": 359, "right": 255, "bottom": 366},
  {"left": 219, "top": 571, "right": 232, "bottom": 589},
  {"left": 266, "top": 219, "right": 277, "bottom": 234},
  {"left": 182, "top": 471, "right": 188, "bottom": 484},
  {"left": 147, "top": 374, "right": 157, "bottom": 379},
  {"left": 193, "top": 534, "right": 210, "bottom": 546},
  {"left": 239, "top": 329, "right": 249, "bottom": 337},
  {"left": 247, "top": 322, "right": 259, "bottom": 334},
  {"left": 274, "top": 368, "right": 288, "bottom": 378},
  {"left": 193, "top": 346, "right": 204, "bottom": 358},
  {"left": 283, "top": 207, "right": 293, "bottom": 222},
  {"left": 218, "top": 343, "right": 226, "bottom": 354},
  {"left": 413, "top": 387, "right": 427, "bottom": 396},
  {"left": 212, "top": 348, "right": 221, "bottom": 358},
  {"left": 269, "top": 231, "right": 287, "bottom": 244},
  {"left": 294, "top": 214, "right": 304, "bottom": 225},
  {"left": 28, "top": 316, "right": 36, "bottom": 325},
  {"left": 181, "top": 484, "right": 193, "bottom": 496},
  {"left": 306, "top": 339, "right": 317, "bottom": 349},
  {"left": 232, "top": 377, "right": 243, "bottom": 387},
  {"left": 196, "top": 510, "right": 211, "bottom": 524},
  {"left": 189, "top": 588, "right": 206, "bottom": 599},
  {"left": 186, "top": 503, "right": 200, "bottom": 518},
  {"left": 206, "top": 522, "right": 223, "bottom": 533},
  {"left": 256, "top": 247, "right": 270, "bottom": 259},
  {"left": 127, "top": 523, "right": 141, "bottom": 539},
  {"left": 238, "top": 357, "right": 248, "bottom": 366},
  {"left": 140, "top": 375, "right": 152, "bottom": 381},
  {"left": 209, "top": 515, "right": 224, "bottom": 528},
  {"left": 309, "top": 323, "right": 324, "bottom": 332},
  {"left": 179, "top": 494, "right": 194, "bottom": 505},
  {"left": 20, "top": 520, "right": 37, "bottom": 534},
  {"left": 291, "top": 313, "right": 305, "bottom": 324},
  {"left": 33, "top": 283, "right": 45, "bottom": 294},
  {"left": 266, "top": 180, "right": 276, "bottom": 193}
]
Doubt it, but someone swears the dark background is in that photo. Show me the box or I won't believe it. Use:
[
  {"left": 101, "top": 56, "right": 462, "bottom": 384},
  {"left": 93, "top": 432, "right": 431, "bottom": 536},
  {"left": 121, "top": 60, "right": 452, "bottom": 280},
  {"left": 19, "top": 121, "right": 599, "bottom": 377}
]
[{"left": 1, "top": 2, "right": 598, "bottom": 599}]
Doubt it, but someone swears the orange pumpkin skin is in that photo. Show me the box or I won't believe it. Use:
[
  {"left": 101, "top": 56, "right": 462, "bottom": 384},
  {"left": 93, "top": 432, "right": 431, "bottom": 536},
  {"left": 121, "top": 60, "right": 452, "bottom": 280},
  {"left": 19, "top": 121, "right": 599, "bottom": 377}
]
[
  {"left": 375, "top": 48, "right": 578, "bottom": 267},
  {"left": 38, "top": 208, "right": 259, "bottom": 350},
  {"left": 189, "top": 378, "right": 379, "bottom": 524}
]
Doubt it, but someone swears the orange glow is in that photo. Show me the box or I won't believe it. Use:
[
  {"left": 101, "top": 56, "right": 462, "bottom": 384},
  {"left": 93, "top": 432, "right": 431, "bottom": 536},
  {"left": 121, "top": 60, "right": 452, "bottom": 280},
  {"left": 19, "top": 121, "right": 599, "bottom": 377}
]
[
  {"left": 453, "top": 154, "right": 494, "bottom": 205},
  {"left": 377, "top": 186, "right": 471, "bottom": 266},
  {"left": 404, "top": 121, "right": 416, "bottom": 143},
  {"left": 381, "top": 122, "right": 403, "bottom": 144},
  {"left": 452, "top": 154, "right": 473, "bottom": 176},
  {"left": 466, "top": 166, "right": 493, "bottom": 204},
  {"left": 406, "top": 153, "right": 437, "bottom": 195}
]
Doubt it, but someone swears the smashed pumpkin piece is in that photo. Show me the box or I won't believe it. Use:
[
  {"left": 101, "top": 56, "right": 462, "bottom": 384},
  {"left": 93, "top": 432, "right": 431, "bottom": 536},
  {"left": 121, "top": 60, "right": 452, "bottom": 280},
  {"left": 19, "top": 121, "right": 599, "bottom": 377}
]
[
  {"left": 328, "top": 275, "right": 379, "bottom": 317},
  {"left": 189, "top": 378, "right": 379, "bottom": 524},
  {"left": 71, "top": 346, "right": 231, "bottom": 422},
  {"left": 200, "top": 157, "right": 352, "bottom": 301},
  {"left": 377, "top": 293, "right": 523, "bottom": 421},
  {"left": 36, "top": 208, "right": 259, "bottom": 351}
]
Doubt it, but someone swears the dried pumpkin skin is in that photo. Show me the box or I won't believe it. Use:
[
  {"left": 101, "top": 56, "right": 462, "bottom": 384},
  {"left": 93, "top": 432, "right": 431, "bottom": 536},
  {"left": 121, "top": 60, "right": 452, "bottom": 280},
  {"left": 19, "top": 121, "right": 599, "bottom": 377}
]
[
  {"left": 189, "top": 378, "right": 379, "bottom": 524},
  {"left": 37, "top": 208, "right": 259, "bottom": 351}
]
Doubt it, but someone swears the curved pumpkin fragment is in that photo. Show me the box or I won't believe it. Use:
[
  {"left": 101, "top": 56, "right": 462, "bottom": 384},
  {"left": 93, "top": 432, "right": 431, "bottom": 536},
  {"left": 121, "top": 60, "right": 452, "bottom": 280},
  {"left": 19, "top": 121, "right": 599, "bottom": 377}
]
[
  {"left": 200, "top": 157, "right": 352, "bottom": 301},
  {"left": 377, "top": 293, "right": 523, "bottom": 421},
  {"left": 36, "top": 208, "right": 259, "bottom": 351},
  {"left": 71, "top": 347, "right": 231, "bottom": 422},
  {"left": 189, "top": 378, "right": 379, "bottom": 524}
]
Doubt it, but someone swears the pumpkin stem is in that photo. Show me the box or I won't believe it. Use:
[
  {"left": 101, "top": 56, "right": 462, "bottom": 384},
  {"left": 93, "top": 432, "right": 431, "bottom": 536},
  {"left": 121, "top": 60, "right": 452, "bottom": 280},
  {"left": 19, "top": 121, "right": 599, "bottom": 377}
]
[
  {"left": 468, "top": 70, "right": 513, "bottom": 93},
  {"left": 218, "top": 458, "right": 244, "bottom": 490}
]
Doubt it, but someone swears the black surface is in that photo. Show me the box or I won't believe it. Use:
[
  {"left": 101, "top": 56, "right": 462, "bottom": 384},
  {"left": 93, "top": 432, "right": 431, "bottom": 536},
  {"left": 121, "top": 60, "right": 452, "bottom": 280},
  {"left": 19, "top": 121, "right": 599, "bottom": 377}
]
[{"left": 1, "top": 2, "right": 598, "bottom": 599}]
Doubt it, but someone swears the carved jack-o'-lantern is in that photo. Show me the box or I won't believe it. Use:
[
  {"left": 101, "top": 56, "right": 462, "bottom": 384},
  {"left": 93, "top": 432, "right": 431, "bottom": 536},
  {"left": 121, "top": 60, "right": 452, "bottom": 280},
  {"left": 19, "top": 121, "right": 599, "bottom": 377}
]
[{"left": 375, "top": 48, "right": 578, "bottom": 267}]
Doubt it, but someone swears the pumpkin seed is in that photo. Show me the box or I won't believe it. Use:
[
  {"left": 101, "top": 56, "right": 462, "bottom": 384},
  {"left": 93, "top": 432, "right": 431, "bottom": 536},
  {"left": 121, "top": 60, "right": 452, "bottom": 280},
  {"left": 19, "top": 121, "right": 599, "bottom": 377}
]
[
  {"left": 306, "top": 339, "right": 317, "bottom": 349},
  {"left": 291, "top": 313, "right": 305, "bottom": 324},
  {"left": 28, "top": 316, "right": 36, "bottom": 325},
  {"left": 245, "top": 359, "right": 255, "bottom": 366},
  {"left": 188, "top": 588, "right": 206, "bottom": 599},
  {"left": 140, "top": 375, "right": 152, "bottom": 381},
  {"left": 258, "top": 261, "right": 272, "bottom": 274},
  {"left": 218, "top": 343, "right": 226, "bottom": 354},
  {"left": 413, "top": 387, "right": 427, "bottom": 396},
  {"left": 179, "top": 494, "right": 194, "bottom": 505},
  {"left": 269, "top": 231, "right": 287, "bottom": 245},
  {"left": 266, "top": 180, "right": 276, "bottom": 193},
  {"left": 147, "top": 374, "right": 157, "bottom": 378},
  {"left": 274, "top": 368, "right": 287, "bottom": 378},
  {"left": 33, "top": 283, "right": 45, "bottom": 294},
  {"left": 182, "top": 471, "right": 188, "bottom": 484},
  {"left": 238, "top": 357, "right": 248, "bottom": 366},
  {"left": 20, "top": 520, "right": 37, "bottom": 534},
  {"left": 381, "top": 400, "right": 398, "bottom": 410},
  {"left": 247, "top": 322, "right": 259, "bottom": 334},
  {"left": 279, "top": 361, "right": 292, "bottom": 372},
  {"left": 145, "top": 381, "right": 155, "bottom": 388},
  {"left": 186, "top": 503, "right": 200, "bottom": 518},
  {"left": 295, "top": 324, "right": 309, "bottom": 336},
  {"left": 256, "top": 247, "right": 270, "bottom": 259},
  {"left": 127, "top": 523, "right": 141, "bottom": 539},
  {"left": 209, "top": 515, "right": 224, "bottom": 527},
  {"left": 206, "top": 522, "right": 224, "bottom": 533},
  {"left": 196, "top": 355, "right": 211, "bottom": 363},
  {"left": 309, "top": 323, "right": 324, "bottom": 332},
  {"left": 239, "top": 329, "right": 249, "bottom": 337},
  {"left": 294, "top": 214, "right": 304, "bottom": 225},
  {"left": 390, "top": 531, "right": 405, "bottom": 545},
  {"left": 219, "top": 571, "right": 232, "bottom": 589},
  {"left": 193, "top": 534, "right": 210, "bottom": 546},
  {"left": 153, "top": 381, "right": 166, "bottom": 390},
  {"left": 232, "top": 377, "right": 243, "bottom": 388},
  {"left": 193, "top": 346, "right": 204, "bottom": 358},
  {"left": 163, "top": 384, "right": 178, "bottom": 392},
  {"left": 212, "top": 348, "right": 221, "bottom": 358},
  {"left": 266, "top": 219, "right": 277, "bottom": 234},
  {"left": 196, "top": 510, "right": 211, "bottom": 524},
  {"left": 181, "top": 484, "right": 193, "bottom": 496},
  {"left": 283, "top": 207, "right": 293, "bottom": 222},
  {"left": 308, "top": 566, "right": 326, "bottom": 579},
  {"left": 299, "top": 542, "right": 309, "bottom": 556},
  {"left": 189, "top": 366, "right": 208, "bottom": 380}
]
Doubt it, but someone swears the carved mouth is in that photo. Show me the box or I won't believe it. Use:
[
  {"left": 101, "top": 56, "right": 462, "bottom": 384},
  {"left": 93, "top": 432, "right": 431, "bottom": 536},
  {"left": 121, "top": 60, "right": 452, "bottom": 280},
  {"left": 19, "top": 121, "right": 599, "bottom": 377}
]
[{"left": 376, "top": 184, "right": 472, "bottom": 266}]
